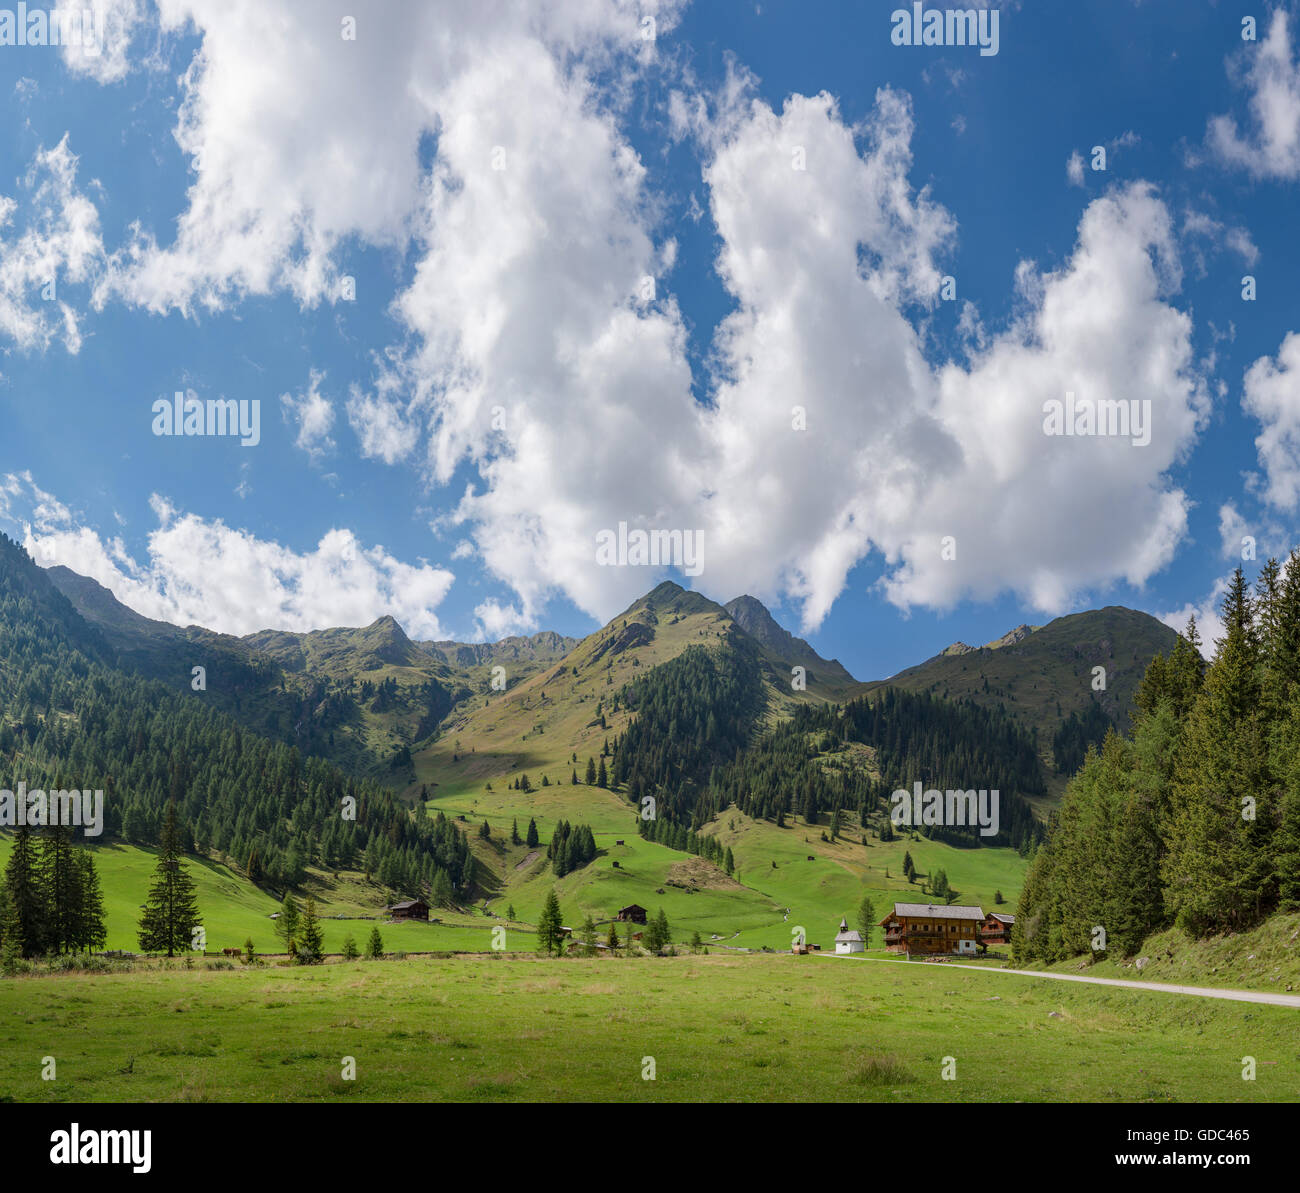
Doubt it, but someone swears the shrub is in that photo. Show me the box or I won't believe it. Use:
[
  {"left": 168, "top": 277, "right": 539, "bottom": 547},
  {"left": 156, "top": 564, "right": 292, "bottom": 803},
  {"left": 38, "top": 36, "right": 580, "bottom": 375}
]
[{"left": 848, "top": 1053, "right": 915, "bottom": 1086}]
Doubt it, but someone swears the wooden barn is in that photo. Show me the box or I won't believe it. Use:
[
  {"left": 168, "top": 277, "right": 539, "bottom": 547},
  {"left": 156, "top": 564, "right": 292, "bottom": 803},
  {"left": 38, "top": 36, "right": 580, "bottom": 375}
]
[
  {"left": 616, "top": 904, "right": 648, "bottom": 924},
  {"left": 387, "top": 898, "right": 430, "bottom": 921},
  {"left": 980, "top": 911, "right": 1015, "bottom": 946},
  {"left": 879, "top": 902, "right": 985, "bottom": 957}
]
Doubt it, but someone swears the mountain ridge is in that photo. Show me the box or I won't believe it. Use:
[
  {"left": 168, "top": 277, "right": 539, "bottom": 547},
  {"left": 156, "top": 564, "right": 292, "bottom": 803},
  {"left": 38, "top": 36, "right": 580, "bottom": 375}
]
[{"left": 42, "top": 558, "right": 1182, "bottom": 802}]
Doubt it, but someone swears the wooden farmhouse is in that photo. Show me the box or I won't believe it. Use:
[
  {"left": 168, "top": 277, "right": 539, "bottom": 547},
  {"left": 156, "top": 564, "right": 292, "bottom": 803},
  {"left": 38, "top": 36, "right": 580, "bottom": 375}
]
[
  {"left": 880, "top": 902, "right": 984, "bottom": 956},
  {"left": 616, "top": 904, "right": 648, "bottom": 924},
  {"left": 386, "top": 898, "right": 430, "bottom": 921},
  {"left": 980, "top": 911, "right": 1015, "bottom": 946}
]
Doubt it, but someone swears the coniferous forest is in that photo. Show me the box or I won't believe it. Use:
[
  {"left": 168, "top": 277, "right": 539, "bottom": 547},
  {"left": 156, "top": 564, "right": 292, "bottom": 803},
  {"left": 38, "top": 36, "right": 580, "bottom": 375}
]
[
  {"left": 612, "top": 633, "right": 1045, "bottom": 850},
  {"left": 1016, "top": 558, "right": 1300, "bottom": 961}
]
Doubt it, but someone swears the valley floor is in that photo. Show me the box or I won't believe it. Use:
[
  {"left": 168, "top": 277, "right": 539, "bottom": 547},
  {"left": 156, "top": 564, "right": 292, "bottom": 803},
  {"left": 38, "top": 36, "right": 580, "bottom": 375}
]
[{"left": 1, "top": 952, "right": 1294, "bottom": 1103}]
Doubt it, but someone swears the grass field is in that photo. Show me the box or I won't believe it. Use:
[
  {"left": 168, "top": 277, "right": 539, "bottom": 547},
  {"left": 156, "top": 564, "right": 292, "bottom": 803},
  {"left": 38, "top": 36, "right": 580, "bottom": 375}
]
[{"left": 1, "top": 952, "right": 1295, "bottom": 1103}]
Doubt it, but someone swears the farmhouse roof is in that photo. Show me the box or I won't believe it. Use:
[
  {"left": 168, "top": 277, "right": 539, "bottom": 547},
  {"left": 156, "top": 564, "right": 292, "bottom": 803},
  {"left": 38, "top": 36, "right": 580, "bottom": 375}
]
[
  {"left": 990, "top": 913, "right": 1015, "bottom": 924},
  {"left": 883, "top": 902, "right": 986, "bottom": 922},
  {"left": 388, "top": 898, "right": 428, "bottom": 911}
]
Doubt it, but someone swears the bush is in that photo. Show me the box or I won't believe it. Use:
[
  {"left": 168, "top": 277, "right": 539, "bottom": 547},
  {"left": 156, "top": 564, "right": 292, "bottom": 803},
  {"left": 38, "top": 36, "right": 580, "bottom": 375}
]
[{"left": 41, "top": 955, "right": 119, "bottom": 975}]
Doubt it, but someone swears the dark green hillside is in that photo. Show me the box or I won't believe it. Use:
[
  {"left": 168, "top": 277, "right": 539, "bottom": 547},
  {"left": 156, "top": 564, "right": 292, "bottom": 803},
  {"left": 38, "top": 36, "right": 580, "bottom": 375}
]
[
  {"left": 612, "top": 635, "right": 769, "bottom": 823},
  {"left": 609, "top": 632, "right": 1044, "bottom": 850},
  {"left": 865, "top": 606, "right": 1181, "bottom": 788},
  {"left": 46, "top": 567, "right": 469, "bottom": 780},
  {"left": 703, "top": 688, "right": 1044, "bottom": 851}
]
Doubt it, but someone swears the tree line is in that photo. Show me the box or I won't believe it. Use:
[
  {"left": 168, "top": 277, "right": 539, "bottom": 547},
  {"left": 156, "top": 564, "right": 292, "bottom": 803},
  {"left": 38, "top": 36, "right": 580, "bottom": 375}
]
[{"left": 1016, "top": 560, "right": 1300, "bottom": 962}]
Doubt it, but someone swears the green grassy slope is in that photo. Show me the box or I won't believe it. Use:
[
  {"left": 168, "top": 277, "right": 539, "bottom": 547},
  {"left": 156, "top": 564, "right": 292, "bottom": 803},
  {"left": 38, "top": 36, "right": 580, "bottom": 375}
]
[
  {"left": 421, "top": 768, "right": 1029, "bottom": 952},
  {"left": 698, "top": 809, "right": 1027, "bottom": 949},
  {"left": 1036, "top": 914, "right": 1300, "bottom": 994}
]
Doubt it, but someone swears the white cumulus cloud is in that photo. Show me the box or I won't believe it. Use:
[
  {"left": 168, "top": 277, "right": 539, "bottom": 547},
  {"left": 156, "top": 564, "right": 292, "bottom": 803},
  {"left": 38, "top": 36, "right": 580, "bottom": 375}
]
[{"left": 4, "top": 473, "right": 455, "bottom": 639}]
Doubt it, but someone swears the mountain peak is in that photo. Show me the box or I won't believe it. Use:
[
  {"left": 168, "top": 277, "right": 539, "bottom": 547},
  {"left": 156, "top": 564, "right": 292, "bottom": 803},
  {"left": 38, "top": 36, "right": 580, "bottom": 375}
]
[
  {"left": 724, "top": 593, "right": 856, "bottom": 685},
  {"left": 358, "top": 614, "right": 417, "bottom": 664},
  {"left": 724, "top": 594, "right": 787, "bottom": 646},
  {"left": 621, "top": 580, "right": 718, "bottom": 620},
  {"left": 983, "top": 623, "right": 1039, "bottom": 650}
]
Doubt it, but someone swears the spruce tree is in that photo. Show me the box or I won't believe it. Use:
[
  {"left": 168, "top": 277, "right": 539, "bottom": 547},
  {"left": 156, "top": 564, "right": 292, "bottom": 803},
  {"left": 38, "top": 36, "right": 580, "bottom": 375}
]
[
  {"left": 38, "top": 827, "right": 79, "bottom": 955},
  {"left": 857, "top": 894, "right": 875, "bottom": 944},
  {"left": 74, "top": 851, "right": 106, "bottom": 954},
  {"left": 3, "top": 826, "right": 44, "bottom": 958},
  {"left": 0, "top": 886, "right": 23, "bottom": 974},
  {"left": 526, "top": 818, "right": 539, "bottom": 848},
  {"left": 1164, "top": 569, "right": 1272, "bottom": 934},
  {"left": 276, "top": 893, "right": 300, "bottom": 957},
  {"left": 654, "top": 907, "right": 671, "bottom": 952},
  {"left": 137, "top": 801, "right": 201, "bottom": 957},
  {"left": 537, "top": 889, "right": 563, "bottom": 955},
  {"left": 298, "top": 896, "right": 324, "bottom": 963},
  {"left": 367, "top": 925, "right": 384, "bottom": 958}
]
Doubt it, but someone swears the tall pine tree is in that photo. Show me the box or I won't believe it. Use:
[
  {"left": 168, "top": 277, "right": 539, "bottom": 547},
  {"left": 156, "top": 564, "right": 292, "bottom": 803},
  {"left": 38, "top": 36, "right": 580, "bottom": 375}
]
[{"left": 138, "top": 801, "right": 201, "bottom": 957}]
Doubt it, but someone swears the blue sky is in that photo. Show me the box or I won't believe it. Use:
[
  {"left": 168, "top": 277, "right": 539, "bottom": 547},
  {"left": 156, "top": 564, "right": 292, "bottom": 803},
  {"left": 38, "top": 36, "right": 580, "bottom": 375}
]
[{"left": 1, "top": 0, "right": 1298, "bottom": 682}]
